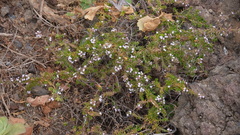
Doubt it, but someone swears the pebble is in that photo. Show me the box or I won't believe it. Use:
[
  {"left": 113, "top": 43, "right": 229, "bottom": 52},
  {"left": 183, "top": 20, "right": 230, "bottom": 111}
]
[
  {"left": 13, "top": 40, "right": 23, "bottom": 49},
  {"left": 31, "top": 86, "right": 50, "bottom": 96},
  {"left": 1, "top": 6, "right": 10, "bottom": 17},
  {"left": 24, "top": 10, "right": 33, "bottom": 22}
]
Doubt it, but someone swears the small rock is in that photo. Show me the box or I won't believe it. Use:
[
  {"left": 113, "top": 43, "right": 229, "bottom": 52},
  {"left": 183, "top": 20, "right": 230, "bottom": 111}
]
[
  {"left": 1, "top": 6, "right": 10, "bottom": 17},
  {"left": 28, "top": 64, "right": 37, "bottom": 74},
  {"left": 24, "top": 10, "right": 33, "bottom": 22},
  {"left": 31, "top": 86, "right": 50, "bottom": 96},
  {"left": 25, "top": 43, "right": 33, "bottom": 51},
  {"left": 13, "top": 40, "right": 23, "bottom": 49}
]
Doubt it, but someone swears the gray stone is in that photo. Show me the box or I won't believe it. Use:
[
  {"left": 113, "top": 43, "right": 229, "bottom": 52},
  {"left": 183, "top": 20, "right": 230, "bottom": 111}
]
[
  {"left": 31, "top": 86, "right": 50, "bottom": 96},
  {"left": 13, "top": 40, "right": 23, "bottom": 49},
  {"left": 1, "top": 6, "right": 10, "bottom": 17},
  {"left": 172, "top": 58, "right": 240, "bottom": 135},
  {"left": 24, "top": 10, "right": 33, "bottom": 22}
]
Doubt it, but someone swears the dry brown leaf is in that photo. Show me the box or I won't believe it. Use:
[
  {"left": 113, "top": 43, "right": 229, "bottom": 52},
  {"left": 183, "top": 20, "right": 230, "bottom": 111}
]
[
  {"left": 121, "top": 6, "right": 134, "bottom": 14},
  {"left": 47, "top": 101, "right": 61, "bottom": 108},
  {"left": 20, "top": 126, "right": 33, "bottom": 135},
  {"left": 88, "top": 111, "right": 102, "bottom": 116},
  {"left": 42, "top": 101, "right": 61, "bottom": 115},
  {"left": 26, "top": 95, "right": 50, "bottom": 107},
  {"left": 28, "top": 0, "right": 70, "bottom": 25},
  {"left": 34, "top": 120, "right": 50, "bottom": 127},
  {"left": 42, "top": 106, "right": 52, "bottom": 115},
  {"left": 84, "top": 6, "right": 104, "bottom": 20},
  {"left": 137, "top": 16, "right": 161, "bottom": 32},
  {"left": 9, "top": 117, "right": 26, "bottom": 124},
  {"left": 162, "top": 12, "right": 174, "bottom": 22}
]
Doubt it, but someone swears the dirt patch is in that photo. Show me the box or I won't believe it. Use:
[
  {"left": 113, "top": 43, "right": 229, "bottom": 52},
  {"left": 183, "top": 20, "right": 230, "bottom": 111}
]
[{"left": 172, "top": 0, "right": 240, "bottom": 134}]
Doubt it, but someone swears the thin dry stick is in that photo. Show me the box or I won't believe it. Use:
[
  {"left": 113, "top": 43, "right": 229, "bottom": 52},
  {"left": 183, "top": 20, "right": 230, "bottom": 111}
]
[
  {"left": 32, "top": 8, "right": 56, "bottom": 28},
  {"left": 2, "top": 30, "right": 18, "bottom": 60},
  {"left": 0, "top": 44, "right": 46, "bottom": 68},
  {"left": 0, "top": 32, "right": 41, "bottom": 39},
  {"left": 39, "top": 0, "right": 44, "bottom": 22},
  {"left": 1, "top": 94, "right": 11, "bottom": 117}
]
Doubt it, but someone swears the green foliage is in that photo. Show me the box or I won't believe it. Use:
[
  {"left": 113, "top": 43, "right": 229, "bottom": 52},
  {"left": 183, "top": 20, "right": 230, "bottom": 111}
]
[
  {"left": 80, "top": 0, "right": 95, "bottom": 9},
  {"left": 25, "top": 1, "right": 217, "bottom": 134},
  {"left": 0, "top": 117, "right": 26, "bottom": 135}
]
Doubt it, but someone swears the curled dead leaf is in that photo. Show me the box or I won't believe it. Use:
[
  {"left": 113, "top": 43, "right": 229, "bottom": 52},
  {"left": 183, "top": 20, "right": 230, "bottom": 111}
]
[
  {"left": 42, "top": 101, "right": 61, "bottom": 115},
  {"left": 9, "top": 117, "right": 26, "bottom": 124},
  {"left": 162, "top": 12, "right": 174, "bottom": 22},
  {"left": 26, "top": 95, "right": 50, "bottom": 107},
  {"left": 137, "top": 16, "right": 161, "bottom": 32},
  {"left": 20, "top": 126, "right": 33, "bottom": 135},
  {"left": 121, "top": 6, "right": 134, "bottom": 14},
  {"left": 34, "top": 120, "right": 50, "bottom": 127},
  {"left": 84, "top": 6, "right": 104, "bottom": 20}
]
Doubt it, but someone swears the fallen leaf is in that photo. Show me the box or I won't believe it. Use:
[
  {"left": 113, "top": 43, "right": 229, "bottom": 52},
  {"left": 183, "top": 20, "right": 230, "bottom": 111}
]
[
  {"left": 9, "top": 117, "right": 26, "bottom": 124},
  {"left": 42, "top": 101, "right": 61, "bottom": 115},
  {"left": 137, "top": 16, "right": 161, "bottom": 32},
  {"left": 84, "top": 6, "right": 104, "bottom": 20},
  {"left": 88, "top": 111, "right": 102, "bottom": 116},
  {"left": 47, "top": 101, "right": 61, "bottom": 109},
  {"left": 9, "top": 117, "right": 33, "bottom": 135},
  {"left": 42, "top": 106, "right": 52, "bottom": 115},
  {"left": 34, "top": 120, "right": 50, "bottom": 127},
  {"left": 26, "top": 95, "right": 50, "bottom": 107},
  {"left": 162, "top": 12, "right": 174, "bottom": 22},
  {"left": 121, "top": 6, "right": 134, "bottom": 14},
  {"left": 20, "top": 126, "right": 33, "bottom": 135}
]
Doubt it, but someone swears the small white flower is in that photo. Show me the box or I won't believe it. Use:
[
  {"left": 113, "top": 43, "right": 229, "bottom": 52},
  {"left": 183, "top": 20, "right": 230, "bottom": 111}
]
[
  {"left": 90, "top": 37, "right": 96, "bottom": 44},
  {"left": 35, "top": 31, "right": 42, "bottom": 38}
]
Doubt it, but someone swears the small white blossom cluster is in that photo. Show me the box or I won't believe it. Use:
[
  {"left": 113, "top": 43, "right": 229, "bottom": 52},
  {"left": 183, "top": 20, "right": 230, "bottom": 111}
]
[
  {"left": 35, "top": 31, "right": 42, "bottom": 38},
  {"left": 103, "top": 43, "right": 112, "bottom": 49},
  {"left": 169, "top": 53, "right": 179, "bottom": 63},
  {"left": 68, "top": 56, "right": 74, "bottom": 64},
  {"left": 90, "top": 99, "right": 96, "bottom": 106},
  {"left": 78, "top": 65, "right": 87, "bottom": 74},
  {"left": 99, "top": 95, "right": 103, "bottom": 102},
  {"left": 126, "top": 110, "right": 132, "bottom": 117},
  {"left": 204, "top": 35, "right": 210, "bottom": 44},
  {"left": 126, "top": 67, "right": 133, "bottom": 73},
  {"left": 102, "top": 43, "right": 113, "bottom": 58},
  {"left": 157, "top": 108, "right": 162, "bottom": 115},
  {"left": 119, "top": 43, "right": 130, "bottom": 49},
  {"left": 78, "top": 50, "right": 86, "bottom": 58},
  {"left": 90, "top": 37, "right": 96, "bottom": 44},
  {"left": 136, "top": 104, "right": 142, "bottom": 109},
  {"left": 49, "top": 96, "right": 55, "bottom": 101},
  {"left": 111, "top": 28, "right": 117, "bottom": 32},
  {"left": 113, "top": 106, "right": 120, "bottom": 112},
  {"left": 183, "top": 87, "right": 189, "bottom": 92},
  {"left": 92, "top": 53, "right": 101, "bottom": 61},
  {"left": 10, "top": 74, "right": 31, "bottom": 83},
  {"left": 126, "top": 81, "right": 134, "bottom": 92},
  {"left": 198, "top": 93, "right": 205, "bottom": 99},
  {"left": 114, "top": 65, "right": 122, "bottom": 73},
  {"left": 197, "top": 58, "right": 203, "bottom": 64},
  {"left": 167, "top": 127, "right": 173, "bottom": 132},
  {"left": 91, "top": 28, "right": 97, "bottom": 32},
  {"left": 155, "top": 95, "right": 165, "bottom": 104}
]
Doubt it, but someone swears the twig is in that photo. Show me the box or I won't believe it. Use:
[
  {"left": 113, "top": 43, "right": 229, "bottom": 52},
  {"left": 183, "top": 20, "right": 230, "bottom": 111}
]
[
  {"left": 0, "top": 44, "right": 46, "bottom": 68},
  {"left": 1, "top": 94, "right": 11, "bottom": 117},
  {"left": 39, "top": 0, "right": 45, "bottom": 22},
  {"left": 32, "top": 8, "right": 56, "bottom": 28},
  {"left": 0, "top": 32, "right": 42, "bottom": 39}
]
